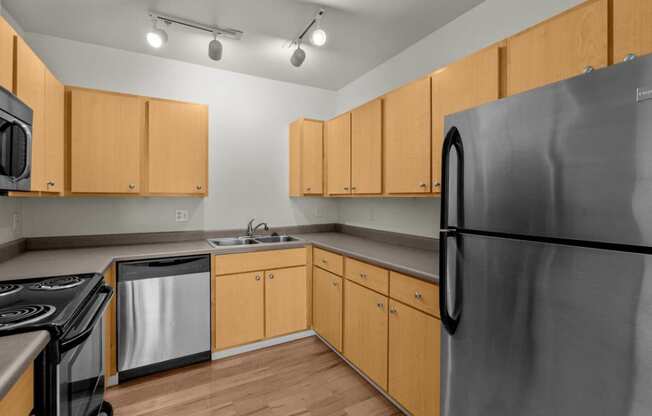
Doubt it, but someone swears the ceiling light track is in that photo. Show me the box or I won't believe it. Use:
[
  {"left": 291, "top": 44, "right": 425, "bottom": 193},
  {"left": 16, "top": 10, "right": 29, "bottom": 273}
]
[
  {"left": 288, "top": 8, "right": 327, "bottom": 67},
  {"left": 289, "top": 9, "right": 326, "bottom": 48},
  {"left": 148, "top": 12, "right": 244, "bottom": 40}
]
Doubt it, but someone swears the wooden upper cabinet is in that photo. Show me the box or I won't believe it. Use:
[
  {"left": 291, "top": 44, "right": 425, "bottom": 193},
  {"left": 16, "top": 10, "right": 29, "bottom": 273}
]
[
  {"left": 44, "top": 69, "right": 64, "bottom": 194},
  {"left": 214, "top": 272, "right": 265, "bottom": 350},
  {"left": 0, "top": 18, "right": 15, "bottom": 92},
  {"left": 431, "top": 45, "right": 501, "bottom": 194},
  {"left": 384, "top": 77, "right": 431, "bottom": 194},
  {"left": 351, "top": 98, "right": 382, "bottom": 195},
  {"left": 388, "top": 300, "right": 440, "bottom": 416},
  {"left": 344, "top": 280, "right": 389, "bottom": 390},
  {"left": 312, "top": 267, "right": 343, "bottom": 350},
  {"left": 289, "top": 118, "right": 323, "bottom": 196},
  {"left": 69, "top": 88, "right": 144, "bottom": 194},
  {"left": 506, "top": 0, "right": 608, "bottom": 96},
  {"left": 613, "top": 0, "right": 652, "bottom": 63},
  {"left": 325, "top": 112, "right": 351, "bottom": 195},
  {"left": 15, "top": 37, "right": 46, "bottom": 192},
  {"left": 265, "top": 266, "right": 308, "bottom": 338},
  {"left": 147, "top": 99, "right": 208, "bottom": 195}
]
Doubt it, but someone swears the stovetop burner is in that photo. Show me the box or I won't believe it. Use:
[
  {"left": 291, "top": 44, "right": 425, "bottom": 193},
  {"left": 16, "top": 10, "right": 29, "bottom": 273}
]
[
  {"left": 0, "top": 283, "right": 22, "bottom": 296},
  {"left": 0, "top": 304, "right": 56, "bottom": 330},
  {"left": 31, "top": 276, "right": 83, "bottom": 291}
]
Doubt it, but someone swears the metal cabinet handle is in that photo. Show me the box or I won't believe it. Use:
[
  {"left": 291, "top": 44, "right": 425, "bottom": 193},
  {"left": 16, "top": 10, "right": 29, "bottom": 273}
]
[
  {"left": 624, "top": 53, "right": 637, "bottom": 62},
  {"left": 196, "top": 185, "right": 203, "bottom": 190},
  {"left": 332, "top": 281, "right": 338, "bottom": 287},
  {"left": 433, "top": 181, "right": 441, "bottom": 188},
  {"left": 377, "top": 302, "right": 384, "bottom": 310},
  {"left": 351, "top": 186, "right": 357, "bottom": 191},
  {"left": 344, "top": 187, "right": 349, "bottom": 191},
  {"left": 321, "top": 259, "right": 327, "bottom": 264},
  {"left": 360, "top": 272, "right": 367, "bottom": 279},
  {"left": 583, "top": 65, "right": 594, "bottom": 74},
  {"left": 414, "top": 292, "right": 423, "bottom": 300},
  {"left": 389, "top": 308, "right": 397, "bottom": 315},
  {"left": 128, "top": 183, "right": 136, "bottom": 190},
  {"left": 268, "top": 273, "right": 274, "bottom": 279},
  {"left": 47, "top": 181, "right": 55, "bottom": 187},
  {"left": 255, "top": 275, "right": 261, "bottom": 281},
  {"left": 306, "top": 187, "right": 312, "bottom": 192},
  {"left": 419, "top": 182, "right": 427, "bottom": 188}
]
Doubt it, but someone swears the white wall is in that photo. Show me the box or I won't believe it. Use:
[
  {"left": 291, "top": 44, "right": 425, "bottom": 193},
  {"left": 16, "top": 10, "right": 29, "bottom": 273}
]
[
  {"left": 18, "top": 34, "right": 338, "bottom": 237},
  {"left": 335, "top": 0, "right": 584, "bottom": 238}
]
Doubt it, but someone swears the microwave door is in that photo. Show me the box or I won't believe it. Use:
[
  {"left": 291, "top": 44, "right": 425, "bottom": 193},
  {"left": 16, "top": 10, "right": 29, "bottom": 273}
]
[{"left": 0, "top": 120, "right": 12, "bottom": 178}]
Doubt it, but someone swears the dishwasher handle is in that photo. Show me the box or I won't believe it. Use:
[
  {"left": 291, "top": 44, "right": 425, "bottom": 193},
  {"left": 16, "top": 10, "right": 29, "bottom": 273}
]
[{"left": 118, "top": 255, "right": 210, "bottom": 282}]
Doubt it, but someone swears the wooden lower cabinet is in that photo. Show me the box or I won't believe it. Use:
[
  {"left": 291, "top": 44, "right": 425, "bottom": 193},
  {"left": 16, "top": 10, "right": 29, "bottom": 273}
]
[
  {"left": 265, "top": 266, "right": 308, "bottom": 338},
  {"left": 0, "top": 363, "right": 33, "bottom": 416},
  {"left": 103, "top": 264, "right": 117, "bottom": 386},
  {"left": 214, "top": 271, "right": 265, "bottom": 349},
  {"left": 312, "top": 266, "right": 343, "bottom": 350},
  {"left": 388, "top": 300, "right": 440, "bottom": 416},
  {"left": 343, "top": 280, "right": 388, "bottom": 390}
]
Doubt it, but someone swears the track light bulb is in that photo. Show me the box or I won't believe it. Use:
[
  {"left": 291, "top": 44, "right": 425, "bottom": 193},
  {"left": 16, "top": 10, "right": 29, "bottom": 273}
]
[
  {"left": 290, "top": 44, "right": 306, "bottom": 67},
  {"left": 209, "top": 33, "right": 223, "bottom": 61},
  {"left": 147, "top": 20, "right": 168, "bottom": 48},
  {"left": 311, "top": 28, "right": 327, "bottom": 46}
]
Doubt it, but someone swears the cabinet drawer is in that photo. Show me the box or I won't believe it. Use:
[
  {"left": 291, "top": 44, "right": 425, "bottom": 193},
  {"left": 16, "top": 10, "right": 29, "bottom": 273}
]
[
  {"left": 345, "top": 257, "right": 389, "bottom": 295},
  {"left": 313, "top": 247, "right": 343, "bottom": 275},
  {"left": 214, "top": 248, "right": 306, "bottom": 275},
  {"left": 390, "top": 272, "right": 439, "bottom": 317}
]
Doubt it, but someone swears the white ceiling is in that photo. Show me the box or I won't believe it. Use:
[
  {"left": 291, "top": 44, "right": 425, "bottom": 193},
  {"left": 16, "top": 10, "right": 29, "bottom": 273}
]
[{"left": 3, "top": 0, "right": 484, "bottom": 90}]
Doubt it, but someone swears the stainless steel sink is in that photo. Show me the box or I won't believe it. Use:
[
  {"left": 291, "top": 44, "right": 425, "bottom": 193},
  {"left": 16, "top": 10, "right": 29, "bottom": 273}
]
[
  {"left": 207, "top": 235, "right": 298, "bottom": 248},
  {"left": 207, "top": 237, "right": 258, "bottom": 247},
  {"left": 254, "top": 235, "right": 298, "bottom": 243}
]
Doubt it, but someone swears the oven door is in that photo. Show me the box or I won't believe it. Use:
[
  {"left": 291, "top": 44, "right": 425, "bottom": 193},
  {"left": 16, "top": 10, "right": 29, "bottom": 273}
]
[{"left": 58, "top": 285, "right": 112, "bottom": 416}]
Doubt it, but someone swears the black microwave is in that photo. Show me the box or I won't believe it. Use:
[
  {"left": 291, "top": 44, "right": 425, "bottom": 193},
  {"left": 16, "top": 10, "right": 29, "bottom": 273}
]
[{"left": 0, "top": 85, "right": 32, "bottom": 193}]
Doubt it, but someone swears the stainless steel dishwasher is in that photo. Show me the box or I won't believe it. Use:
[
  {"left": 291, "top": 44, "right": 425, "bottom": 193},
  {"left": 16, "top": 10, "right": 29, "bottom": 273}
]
[{"left": 117, "top": 255, "right": 210, "bottom": 381}]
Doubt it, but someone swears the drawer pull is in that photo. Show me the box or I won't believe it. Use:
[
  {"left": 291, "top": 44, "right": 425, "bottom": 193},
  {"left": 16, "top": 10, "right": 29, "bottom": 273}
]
[
  {"left": 360, "top": 272, "right": 367, "bottom": 279},
  {"left": 321, "top": 259, "right": 327, "bottom": 264},
  {"left": 332, "top": 281, "right": 338, "bottom": 287},
  {"left": 268, "top": 273, "right": 274, "bottom": 279},
  {"left": 377, "top": 302, "right": 384, "bottom": 310},
  {"left": 389, "top": 308, "right": 397, "bottom": 315},
  {"left": 255, "top": 275, "right": 261, "bottom": 281},
  {"left": 414, "top": 292, "right": 423, "bottom": 300}
]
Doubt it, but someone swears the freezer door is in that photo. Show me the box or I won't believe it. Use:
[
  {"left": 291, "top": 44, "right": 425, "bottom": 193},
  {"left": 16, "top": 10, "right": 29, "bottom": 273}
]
[
  {"left": 443, "top": 54, "right": 652, "bottom": 247},
  {"left": 441, "top": 233, "right": 652, "bottom": 416}
]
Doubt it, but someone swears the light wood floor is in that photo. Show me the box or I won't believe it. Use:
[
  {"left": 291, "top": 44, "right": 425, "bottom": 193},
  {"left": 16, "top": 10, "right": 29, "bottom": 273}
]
[{"left": 106, "top": 336, "right": 402, "bottom": 416}]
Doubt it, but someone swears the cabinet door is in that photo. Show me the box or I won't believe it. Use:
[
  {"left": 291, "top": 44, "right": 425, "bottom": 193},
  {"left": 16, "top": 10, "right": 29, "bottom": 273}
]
[
  {"left": 289, "top": 119, "right": 302, "bottom": 197},
  {"left": 265, "top": 266, "right": 307, "bottom": 338},
  {"left": 214, "top": 272, "right": 265, "bottom": 350},
  {"left": 384, "top": 78, "right": 431, "bottom": 194},
  {"left": 301, "top": 120, "right": 323, "bottom": 195},
  {"left": 15, "top": 37, "right": 46, "bottom": 192},
  {"left": 103, "top": 264, "right": 117, "bottom": 386},
  {"left": 0, "top": 18, "right": 15, "bottom": 92},
  {"left": 388, "top": 300, "right": 440, "bottom": 416},
  {"left": 147, "top": 100, "right": 208, "bottom": 195},
  {"left": 70, "top": 89, "right": 143, "bottom": 193},
  {"left": 613, "top": 0, "right": 652, "bottom": 63},
  {"left": 0, "top": 363, "right": 33, "bottom": 415},
  {"left": 506, "top": 0, "right": 608, "bottom": 96},
  {"left": 431, "top": 45, "right": 500, "bottom": 194},
  {"left": 44, "top": 69, "right": 64, "bottom": 193},
  {"left": 351, "top": 98, "right": 382, "bottom": 195},
  {"left": 344, "top": 280, "right": 388, "bottom": 390},
  {"left": 312, "top": 266, "right": 342, "bottom": 350},
  {"left": 325, "top": 112, "right": 351, "bottom": 195}
]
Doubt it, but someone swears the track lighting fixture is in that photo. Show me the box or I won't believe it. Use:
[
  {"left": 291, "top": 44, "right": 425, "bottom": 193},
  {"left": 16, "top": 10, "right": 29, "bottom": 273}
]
[
  {"left": 208, "top": 32, "right": 223, "bottom": 61},
  {"left": 146, "top": 18, "right": 168, "bottom": 49},
  {"left": 146, "top": 12, "right": 243, "bottom": 61},
  {"left": 288, "top": 8, "right": 327, "bottom": 67},
  {"left": 290, "top": 41, "right": 306, "bottom": 67}
]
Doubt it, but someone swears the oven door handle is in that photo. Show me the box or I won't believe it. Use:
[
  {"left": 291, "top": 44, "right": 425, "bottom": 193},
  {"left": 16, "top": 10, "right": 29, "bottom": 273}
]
[{"left": 60, "top": 285, "right": 113, "bottom": 353}]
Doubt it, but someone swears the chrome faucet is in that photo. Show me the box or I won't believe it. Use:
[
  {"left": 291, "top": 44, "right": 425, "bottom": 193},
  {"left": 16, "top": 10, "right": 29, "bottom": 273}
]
[{"left": 246, "top": 218, "right": 270, "bottom": 238}]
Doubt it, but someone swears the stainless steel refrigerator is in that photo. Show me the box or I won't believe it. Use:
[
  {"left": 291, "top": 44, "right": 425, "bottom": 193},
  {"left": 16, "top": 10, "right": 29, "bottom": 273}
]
[{"left": 439, "top": 55, "right": 652, "bottom": 416}]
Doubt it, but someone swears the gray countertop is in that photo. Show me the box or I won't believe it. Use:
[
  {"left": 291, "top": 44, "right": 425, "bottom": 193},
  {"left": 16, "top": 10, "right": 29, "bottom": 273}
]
[
  {"left": 0, "top": 231, "right": 437, "bottom": 397},
  {"left": 0, "top": 331, "right": 50, "bottom": 400}
]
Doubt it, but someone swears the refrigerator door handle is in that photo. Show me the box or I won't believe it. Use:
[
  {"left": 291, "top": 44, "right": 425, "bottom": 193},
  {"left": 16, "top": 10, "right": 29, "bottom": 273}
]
[
  {"left": 440, "top": 126, "right": 464, "bottom": 230},
  {"left": 439, "top": 228, "right": 460, "bottom": 334}
]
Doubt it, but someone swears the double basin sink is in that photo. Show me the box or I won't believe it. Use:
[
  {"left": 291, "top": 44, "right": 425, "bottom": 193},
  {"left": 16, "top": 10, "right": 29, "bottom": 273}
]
[{"left": 207, "top": 235, "right": 299, "bottom": 247}]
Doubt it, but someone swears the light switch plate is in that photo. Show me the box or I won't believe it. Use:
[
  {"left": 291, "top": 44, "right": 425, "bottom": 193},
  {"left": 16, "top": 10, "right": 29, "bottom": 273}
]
[{"left": 175, "top": 210, "right": 189, "bottom": 222}]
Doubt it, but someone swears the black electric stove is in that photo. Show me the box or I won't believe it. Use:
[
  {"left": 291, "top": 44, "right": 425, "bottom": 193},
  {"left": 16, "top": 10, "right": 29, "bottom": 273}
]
[{"left": 0, "top": 273, "right": 113, "bottom": 416}]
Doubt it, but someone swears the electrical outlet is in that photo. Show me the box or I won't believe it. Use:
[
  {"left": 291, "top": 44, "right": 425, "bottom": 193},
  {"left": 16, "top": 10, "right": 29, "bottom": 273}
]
[
  {"left": 175, "top": 210, "right": 189, "bottom": 222},
  {"left": 11, "top": 212, "right": 19, "bottom": 234}
]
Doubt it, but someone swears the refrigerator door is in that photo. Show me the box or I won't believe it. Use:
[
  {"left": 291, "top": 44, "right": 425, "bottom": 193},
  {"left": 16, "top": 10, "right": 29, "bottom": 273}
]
[
  {"left": 441, "top": 233, "right": 652, "bottom": 416},
  {"left": 443, "top": 54, "right": 652, "bottom": 247}
]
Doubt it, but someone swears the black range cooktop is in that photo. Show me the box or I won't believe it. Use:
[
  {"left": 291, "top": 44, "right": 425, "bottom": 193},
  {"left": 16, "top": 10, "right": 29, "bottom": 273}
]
[{"left": 0, "top": 273, "right": 103, "bottom": 338}]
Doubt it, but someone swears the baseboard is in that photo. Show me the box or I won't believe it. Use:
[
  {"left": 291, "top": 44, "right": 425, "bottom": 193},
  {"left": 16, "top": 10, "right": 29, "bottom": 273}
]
[
  {"left": 314, "top": 333, "right": 410, "bottom": 416},
  {"left": 211, "top": 330, "right": 316, "bottom": 360}
]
